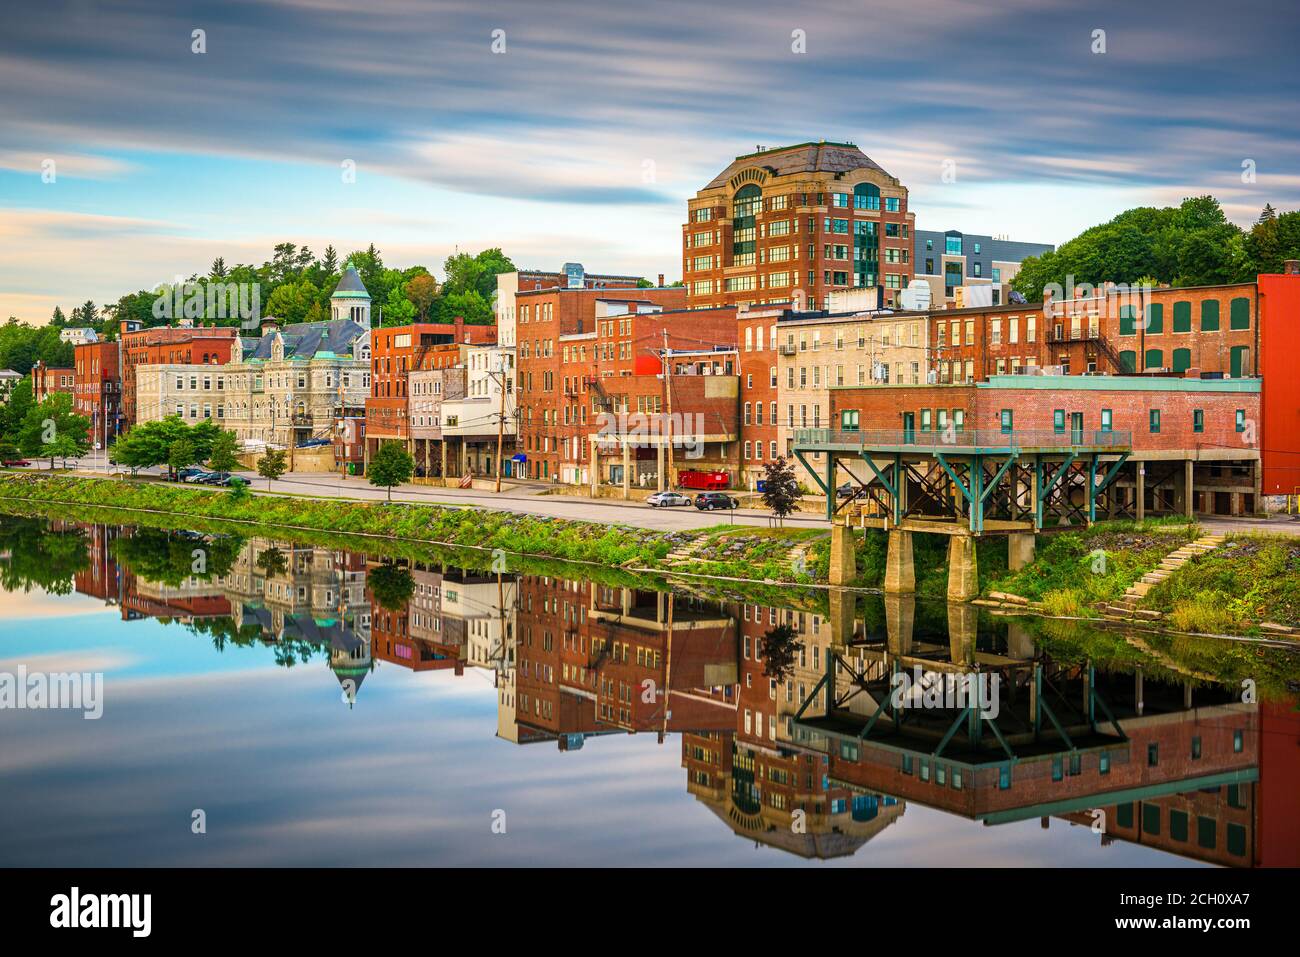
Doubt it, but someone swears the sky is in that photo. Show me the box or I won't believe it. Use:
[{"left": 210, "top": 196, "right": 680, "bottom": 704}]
[{"left": 1, "top": 0, "right": 1298, "bottom": 323}]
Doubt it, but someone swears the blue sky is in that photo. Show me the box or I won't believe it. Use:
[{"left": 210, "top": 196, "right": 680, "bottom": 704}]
[{"left": 1, "top": 0, "right": 1297, "bottom": 322}]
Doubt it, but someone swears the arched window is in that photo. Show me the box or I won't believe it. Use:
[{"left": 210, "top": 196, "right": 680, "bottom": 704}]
[
  {"left": 732, "top": 184, "right": 761, "bottom": 267},
  {"left": 854, "top": 182, "right": 881, "bottom": 211}
]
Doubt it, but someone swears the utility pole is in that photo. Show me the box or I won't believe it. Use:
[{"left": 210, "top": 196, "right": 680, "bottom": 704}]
[
  {"left": 662, "top": 330, "right": 673, "bottom": 489},
  {"left": 494, "top": 355, "right": 507, "bottom": 493}
]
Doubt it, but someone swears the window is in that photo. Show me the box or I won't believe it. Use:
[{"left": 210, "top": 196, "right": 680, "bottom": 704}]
[
  {"left": 1148, "top": 743, "right": 1159, "bottom": 767},
  {"left": 1119, "top": 305, "right": 1137, "bottom": 336},
  {"left": 841, "top": 410, "right": 859, "bottom": 431},
  {"left": 1000, "top": 409, "right": 1013, "bottom": 434},
  {"left": 1201, "top": 299, "right": 1220, "bottom": 331},
  {"left": 1053, "top": 409, "right": 1065, "bottom": 433},
  {"left": 1230, "top": 296, "right": 1251, "bottom": 330},
  {"left": 1119, "top": 349, "right": 1136, "bottom": 373},
  {"left": 1173, "top": 301, "right": 1192, "bottom": 332},
  {"left": 1172, "top": 347, "right": 1191, "bottom": 373},
  {"left": 1145, "top": 303, "right": 1163, "bottom": 334},
  {"left": 1144, "top": 348, "right": 1163, "bottom": 370},
  {"left": 1193, "top": 409, "right": 1204, "bottom": 433},
  {"left": 1191, "top": 736, "right": 1202, "bottom": 760},
  {"left": 1142, "top": 803, "right": 1162, "bottom": 836},
  {"left": 1149, "top": 409, "right": 1160, "bottom": 433},
  {"left": 1101, "top": 409, "right": 1112, "bottom": 432},
  {"left": 1235, "top": 410, "right": 1246, "bottom": 433},
  {"left": 1170, "top": 809, "right": 1189, "bottom": 842},
  {"left": 945, "top": 234, "right": 962, "bottom": 255}
]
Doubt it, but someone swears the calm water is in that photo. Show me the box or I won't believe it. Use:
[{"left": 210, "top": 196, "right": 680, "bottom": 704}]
[{"left": 1, "top": 513, "right": 1297, "bottom": 868}]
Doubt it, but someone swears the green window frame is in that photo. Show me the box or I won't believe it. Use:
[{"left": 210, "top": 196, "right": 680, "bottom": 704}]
[
  {"left": 1235, "top": 410, "right": 1246, "bottom": 434},
  {"left": 920, "top": 758, "right": 930, "bottom": 782},
  {"left": 1145, "top": 302, "right": 1163, "bottom": 334},
  {"left": 1234, "top": 728, "right": 1244, "bottom": 751},
  {"left": 1197, "top": 816, "right": 1217, "bottom": 850},
  {"left": 1194, "top": 409, "right": 1204, "bottom": 433},
  {"left": 1145, "top": 348, "right": 1163, "bottom": 370},
  {"left": 1142, "top": 803, "right": 1162, "bottom": 836},
  {"left": 1149, "top": 409, "right": 1161, "bottom": 433},
  {"left": 1119, "top": 350, "right": 1136, "bottom": 373},
  {"left": 952, "top": 409, "right": 965, "bottom": 432},
  {"left": 1172, "top": 347, "right": 1191, "bottom": 373},
  {"left": 1000, "top": 409, "right": 1013, "bottom": 434},
  {"left": 1119, "top": 305, "right": 1137, "bottom": 336},
  {"left": 1201, "top": 299, "right": 1220, "bottom": 331},
  {"left": 1230, "top": 296, "right": 1250, "bottom": 330},
  {"left": 840, "top": 409, "right": 859, "bottom": 431},
  {"left": 1169, "top": 810, "right": 1189, "bottom": 842},
  {"left": 1191, "top": 736, "right": 1202, "bottom": 759},
  {"left": 1053, "top": 409, "right": 1065, "bottom": 433},
  {"left": 1173, "top": 301, "right": 1192, "bottom": 332},
  {"left": 1101, "top": 409, "right": 1112, "bottom": 432},
  {"left": 920, "top": 408, "right": 932, "bottom": 432},
  {"left": 998, "top": 765, "right": 1011, "bottom": 790},
  {"left": 901, "top": 754, "right": 913, "bottom": 775},
  {"left": 1052, "top": 755, "right": 1063, "bottom": 782},
  {"left": 1099, "top": 751, "right": 1111, "bottom": 775},
  {"left": 1227, "top": 823, "right": 1247, "bottom": 857},
  {"left": 1148, "top": 743, "right": 1159, "bottom": 766},
  {"left": 1116, "top": 802, "right": 1133, "bottom": 828}
]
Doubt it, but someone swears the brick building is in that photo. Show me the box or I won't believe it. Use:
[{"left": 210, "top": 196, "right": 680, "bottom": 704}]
[
  {"left": 684, "top": 141, "right": 914, "bottom": 311},
  {"left": 72, "top": 340, "right": 122, "bottom": 446},
  {"left": 495, "top": 264, "right": 645, "bottom": 349},
  {"left": 364, "top": 319, "right": 494, "bottom": 468},
  {"left": 31, "top": 360, "right": 75, "bottom": 401}
]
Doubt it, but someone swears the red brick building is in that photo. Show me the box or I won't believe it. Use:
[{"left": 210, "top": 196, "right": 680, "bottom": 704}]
[
  {"left": 73, "top": 340, "right": 122, "bottom": 445},
  {"left": 684, "top": 142, "right": 914, "bottom": 311},
  {"left": 364, "top": 319, "right": 494, "bottom": 466},
  {"left": 737, "top": 304, "right": 784, "bottom": 488},
  {"left": 31, "top": 360, "right": 75, "bottom": 401}
]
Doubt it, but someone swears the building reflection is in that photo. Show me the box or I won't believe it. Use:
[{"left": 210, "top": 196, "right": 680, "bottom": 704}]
[{"left": 61, "top": 520, "right": 1300, "bottom": 867}]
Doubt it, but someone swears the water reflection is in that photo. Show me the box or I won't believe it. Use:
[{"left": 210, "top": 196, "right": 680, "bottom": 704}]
[{"left": 2, "top": 515, "right": 1298, "bottom": 867}]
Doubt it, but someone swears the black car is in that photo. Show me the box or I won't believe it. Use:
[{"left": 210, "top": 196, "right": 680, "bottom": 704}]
[{"left": 694, "top": 492, "right": 738, "bottom": 511}]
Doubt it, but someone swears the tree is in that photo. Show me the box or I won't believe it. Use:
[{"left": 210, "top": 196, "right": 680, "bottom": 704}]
[
  {"left": 257, "top": 448, "right": 288, "bottom": 489},
  {"left": 405, "top": 273, "right": 439, "bottom": 320},
  {"left": 168, "top": 437, "right": 198, "bottom": 476},
  {"left": 18, "top": 392, "right": 90, "bottom": 466},
  {"left": 368, "top": 440, "right": 413, "bottom": 500},
  {"left": 760, "top": 623, "right": 802, "bottom": 682},
  {"left": 368, "top": 561, "right": 415, "bottom": 611},
  {"left": 50, "top": 306, "right": 67, "bottom": 328},
  {"left": 207, "top": 429, "right": 240, "bottom": 474},
  {"left": 760, "top": 457, "right": 801, "bottom": 525}
]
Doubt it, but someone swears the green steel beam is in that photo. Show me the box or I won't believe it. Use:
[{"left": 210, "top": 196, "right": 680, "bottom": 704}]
[
  {"left": 934, "top": 706, "right": 972, "bottom": 758},
  {"left": 794, "top": 670, "right": 830, "bottom": 722},
  {"left": 1088, "top": 454, "right": 1099, "bottom": 524},
  {"left": 985, "top": 716, "right": 1017, "bottom": 761},
  {"left": 1038, "top": 698, "right": 1076, "bottom": 751},
  {"left": 933, "top": 453, "right": 972, "bottom": 505},
  {"left": 979, "top": 454, "right": 1019, "bottom": 503},
  {"left": 858, "top": 453, "right": 898, "bottom": 500}
]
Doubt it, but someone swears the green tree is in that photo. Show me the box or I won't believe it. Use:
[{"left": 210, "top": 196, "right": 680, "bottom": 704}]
[
  {"left": 405, "top": 273, "right": 439, "bottom": 320},
  {"left": 207, "top": 429, "right": 240, "bottom": 474},
  {"left": 368, "top": 440, "right": 413, "bottom": 500},
  {"left": 760, "top": 623, "right": 802, "bottom": 682},
  {"left": 168, "top": 437, "right": 198, "bottom": 476},
  {"left": 760, "top": 457, "right": 801, "bottom": 525},
  {"left": 18, "top": 392, "right": 90, "bottom": 466},
  {"left": 367, "top": 561, "right": 416, "bottom": 611},
  {"left": 257, "top": 448, "right": 288, "bottom": 489}
]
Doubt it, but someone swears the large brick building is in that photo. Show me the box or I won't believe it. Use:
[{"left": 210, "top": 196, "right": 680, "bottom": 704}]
[
  {"left": 72, "top": 340, "right": 121, "bottom": 446},
  {"left": 117, "top": 319, "right": 240, "bottom": 425},
  {"left": 684, "top": 141, "right": 914, "bottom": 311}
]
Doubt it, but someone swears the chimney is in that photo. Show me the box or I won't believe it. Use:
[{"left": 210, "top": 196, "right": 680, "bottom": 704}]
[
  {"left": 260, "top": 318, "right": 278, "bottom": 335},
  {"left": 1284, "top": 259, "right": 1300, "bottom": 275},
  {"left": 657, "top": 273, "right": 665, "bottom": 287}
]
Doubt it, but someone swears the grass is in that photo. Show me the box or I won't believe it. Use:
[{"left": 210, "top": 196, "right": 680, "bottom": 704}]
[
  {"left": 0, "top": 473, "right": 827, "bottom": 588},
  {"left": 985, "top": 517, "right": 1199, "bottom": 615},
  {"left": 1143, "top": 534, "right": 1300, "bottom": 632}
]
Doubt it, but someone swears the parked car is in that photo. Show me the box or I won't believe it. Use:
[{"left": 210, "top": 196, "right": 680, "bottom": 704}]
[
  {"left": 175, "top": 467, "right": 206, "bottom": 482},
  {"left": 297, "top": 438, "right": 330, "bottom": 449},
  {"left": 2, "top": 459, "right": 31, "bottom": 467},
  {"left": 646, "top": 491, "right": 692, "bottom": 508},
  {"left": 836, "top": 482, "right": 862, "bottom": 500},
  {"left": 694, "top": 491, "right": 739, "bottom": 511}
]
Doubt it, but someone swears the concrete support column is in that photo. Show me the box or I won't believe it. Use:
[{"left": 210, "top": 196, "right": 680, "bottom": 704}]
[
  {"left": 883, "top": 529, "right": 915, "bottom": 594},
  {"left": 828, "top": 523, "right": 856, "bottom": 587},
  {"left": 947, "top": 601, "right": 977, "bottom": 666},
  {"left": 1184, "top": 459, "right": 1195, "bottom": 518},
  {"left": 827, "top": 587, "right": 855, "bottom": 649},
  {"left": 884, "top": 593, "right": 915, "bottom": 657},
  {"left": 1135, "top": 668, "right": 1144, "bottom": 716},
  {"left": 1008, "top": 532, "right": 1036, "bottom": 572},
  {"left": 1136, "top": 464, "right": 1145, "bottom": 522},
  {"left": 946, "top": 535, "right": 978, "bottom": 602},
  {"left": 621, "top": 440, "right": 630, "bottom": 500}
]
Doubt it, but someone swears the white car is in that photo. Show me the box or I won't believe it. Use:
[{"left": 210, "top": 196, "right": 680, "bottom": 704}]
[{"left": 646, "top": 491, "right": 693, "bottom": 508}]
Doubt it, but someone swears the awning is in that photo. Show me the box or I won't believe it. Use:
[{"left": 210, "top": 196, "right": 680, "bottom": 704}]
[{"left": 511, "top": 453, "right": 527, "bottom": 462}]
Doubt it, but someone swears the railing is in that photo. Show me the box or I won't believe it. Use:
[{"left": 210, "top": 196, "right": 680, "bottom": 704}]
[{"left": 793, "top": 428, "right": 1133, "bottom": 450}]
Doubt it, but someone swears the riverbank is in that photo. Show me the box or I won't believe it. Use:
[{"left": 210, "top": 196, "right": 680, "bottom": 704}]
[{"left": 0, "top": 473, "right": 832, "bottom": 598}]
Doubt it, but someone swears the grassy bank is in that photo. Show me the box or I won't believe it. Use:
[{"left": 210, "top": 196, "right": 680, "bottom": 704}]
[
  {"left": 0, "top": 473, "right": 831, "bottom": 591},
  {"left": 1142, "top": 534, "right": 1300, "bottom": 633},
  {"left": 983, "top": 518, "right": 1199, "bottom": 617}
]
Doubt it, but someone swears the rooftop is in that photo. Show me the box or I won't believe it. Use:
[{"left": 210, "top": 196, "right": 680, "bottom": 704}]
[{"left": 706, "top": 141, "right": 892, "bottom": 189}]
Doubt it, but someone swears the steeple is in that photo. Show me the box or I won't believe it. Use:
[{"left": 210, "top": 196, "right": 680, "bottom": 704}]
[{"left": 330, "top": 264, "right": 372, "bottom": 330}]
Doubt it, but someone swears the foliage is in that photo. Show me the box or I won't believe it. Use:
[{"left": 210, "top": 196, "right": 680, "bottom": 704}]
[
  {"left": 207, "top": 429, "right": 240, "bottom": 474},
  {"left": 17, "top": 391, "right": 90, "bottom": 464},
  {"left": 760, "top": 623, "right": 802, "bottom": 682},
  {"left": 257, "top": 449, "right": 288, "bottom": 488},
  {"left": 760, "top": 457, "right": 800, "bottom": 524},
  {"left": 1144, "top": 537, "right": 1300, "bottom": 631},
  {"left": 368, "top": 561, "right": 416, "bottom": 611},
  {"left": 368, "top": 441, "right": 414, "bottom": 499}
]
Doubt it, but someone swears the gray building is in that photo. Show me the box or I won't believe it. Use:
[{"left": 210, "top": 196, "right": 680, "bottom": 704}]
[{"left": 914, "top": 229, "right": 1054, "bottom": 305}]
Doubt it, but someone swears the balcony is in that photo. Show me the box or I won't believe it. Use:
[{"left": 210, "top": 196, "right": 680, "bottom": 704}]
[{"left": 777, "top": 343, "right": 798, "bottom": 356}]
